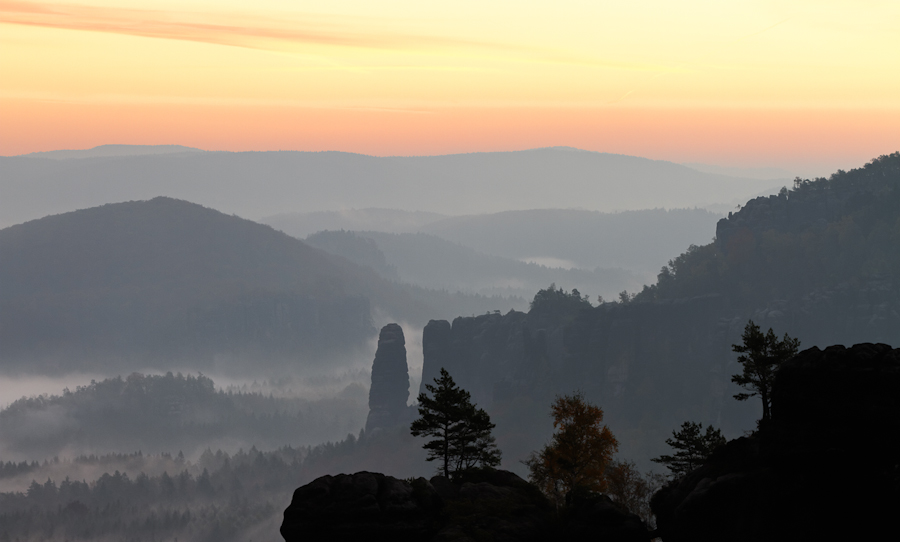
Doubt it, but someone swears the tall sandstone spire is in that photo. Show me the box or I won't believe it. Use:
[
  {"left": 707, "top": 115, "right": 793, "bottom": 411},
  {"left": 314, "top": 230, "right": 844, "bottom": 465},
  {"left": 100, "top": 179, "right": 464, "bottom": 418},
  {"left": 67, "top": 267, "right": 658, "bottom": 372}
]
[{"left": 365, "top": 323, "right": 410, "bottom": 433}]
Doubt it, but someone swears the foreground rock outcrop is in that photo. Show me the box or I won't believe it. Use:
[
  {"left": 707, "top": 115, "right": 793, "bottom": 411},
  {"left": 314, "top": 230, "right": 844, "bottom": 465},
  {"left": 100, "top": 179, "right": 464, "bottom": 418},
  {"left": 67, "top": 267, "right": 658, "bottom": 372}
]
[
  {"left": 651, "top": 343, "right": 900, "bottom": 542},
  {"left": 280, "top": 471, "right": 439, "bottom": 541},
  {"left": 282, "top": 468, "right": 650, "bottom": 542}
]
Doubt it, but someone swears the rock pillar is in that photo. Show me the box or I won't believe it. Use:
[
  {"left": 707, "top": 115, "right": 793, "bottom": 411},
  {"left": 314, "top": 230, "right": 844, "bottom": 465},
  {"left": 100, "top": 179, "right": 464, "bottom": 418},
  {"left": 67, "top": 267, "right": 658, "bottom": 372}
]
[{"left": 365, "top": 323, "right": 410, "bottom": 433}]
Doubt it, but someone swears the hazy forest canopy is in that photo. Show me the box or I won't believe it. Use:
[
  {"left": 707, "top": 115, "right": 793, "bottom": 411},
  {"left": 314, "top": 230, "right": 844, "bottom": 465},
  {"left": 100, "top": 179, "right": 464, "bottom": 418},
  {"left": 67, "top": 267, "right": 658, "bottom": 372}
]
[
  {"left": 0, "top": 372, "right": 368, "bottom": 459},
  {"left": 0, "top": 146, "right": 780, "bottom": 229}
]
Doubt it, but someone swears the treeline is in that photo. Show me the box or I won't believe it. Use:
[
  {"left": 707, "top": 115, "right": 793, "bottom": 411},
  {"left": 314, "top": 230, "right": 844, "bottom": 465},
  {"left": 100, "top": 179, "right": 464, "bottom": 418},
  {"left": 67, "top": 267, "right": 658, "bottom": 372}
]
[
  {"left": 0, "top": 438, "right": 361, "bottom": 542},
  {"left": 0, "top": 372, "right": 368, "bottom": 458},
  {"left": 0, "top": 425, "right": 435, "bottom": 542}
]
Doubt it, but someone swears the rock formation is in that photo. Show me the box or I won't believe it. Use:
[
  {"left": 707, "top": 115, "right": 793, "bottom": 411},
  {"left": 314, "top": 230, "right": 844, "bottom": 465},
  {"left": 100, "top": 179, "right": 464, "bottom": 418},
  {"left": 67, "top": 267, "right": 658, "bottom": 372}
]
[
  {"left": 650, "top": 343, "right": 900, "bottom": 542},
  {"left": 281, "top": 468, "right": 649, "bottom": 542},
  {"left": 280, "top": 471, "right": 439, "bottom": 542},
  {"left": 365, "top": 323, "right": 410, "bottom": 433},
  {"left": 419, "top": 279, "right": 900, "bottom": 465}
]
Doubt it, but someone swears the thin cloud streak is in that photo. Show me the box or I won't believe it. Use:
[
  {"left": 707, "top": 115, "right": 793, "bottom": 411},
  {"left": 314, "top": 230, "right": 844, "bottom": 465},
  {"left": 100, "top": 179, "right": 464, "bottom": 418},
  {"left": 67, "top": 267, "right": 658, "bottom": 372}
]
[
  {"left": 0, "top": 1, "right": 666, "bottom": 72},
  {"left": 0, "top": 1, "right": 494, "bottom": 52}
]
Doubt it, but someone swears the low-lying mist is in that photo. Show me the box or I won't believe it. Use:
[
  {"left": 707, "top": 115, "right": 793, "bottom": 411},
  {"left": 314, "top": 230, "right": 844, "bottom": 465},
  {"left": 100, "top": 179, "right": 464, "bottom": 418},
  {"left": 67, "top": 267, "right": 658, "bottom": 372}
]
[{"left": 0, "top": 316, "right": 426, "bottom": 464}]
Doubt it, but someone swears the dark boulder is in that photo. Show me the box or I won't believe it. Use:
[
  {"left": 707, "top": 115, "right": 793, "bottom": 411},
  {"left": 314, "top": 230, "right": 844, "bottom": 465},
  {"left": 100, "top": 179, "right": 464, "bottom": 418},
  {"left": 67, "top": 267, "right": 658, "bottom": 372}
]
[
  {"left": 434, "top": 468, "right": 555, "bottom": 542},
  {"left": 562, "top": 490, "right": 649, "bottom": 542},
  {"left": 282, "top": 468, "right": 652, "bottom": 541},
  {"left": 281, "top": 471, "right": 441, "bottom": 542}
]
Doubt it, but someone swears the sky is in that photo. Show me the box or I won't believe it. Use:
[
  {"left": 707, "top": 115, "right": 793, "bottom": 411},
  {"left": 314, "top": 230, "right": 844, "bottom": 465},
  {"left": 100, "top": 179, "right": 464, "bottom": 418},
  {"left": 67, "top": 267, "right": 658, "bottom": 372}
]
[{"left": 2, "top": 0, "right": 898, "bottom": 174}]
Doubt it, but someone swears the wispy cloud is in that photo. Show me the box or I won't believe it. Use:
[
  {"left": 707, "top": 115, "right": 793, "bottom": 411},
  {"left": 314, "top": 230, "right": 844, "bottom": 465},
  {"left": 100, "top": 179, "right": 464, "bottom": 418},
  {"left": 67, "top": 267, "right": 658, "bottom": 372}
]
[
  {"left": 0, "top": 1, "right": 667, "bottom": 72},
  {"left": 0, "top": 1, "right": 487, "bottom": 52}
]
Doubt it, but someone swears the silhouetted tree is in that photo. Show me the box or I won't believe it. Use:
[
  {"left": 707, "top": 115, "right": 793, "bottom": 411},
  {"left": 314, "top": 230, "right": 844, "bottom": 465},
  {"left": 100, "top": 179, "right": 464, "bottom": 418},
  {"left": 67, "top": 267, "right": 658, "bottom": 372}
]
[
  {"left": 651, "top": 421, "right": 725, "bottom": 477},
  {"left": 411, "top": 368, "right": 500, "bottom": 477},
  {"left": 524, "top": 392, "right": 618, "bottom": 506},
  {"left": 732, "top": 320, "right": 800, "bottom": 422},
  {"left": 452, "top": 406, "right": 502, "bottom": 471}
]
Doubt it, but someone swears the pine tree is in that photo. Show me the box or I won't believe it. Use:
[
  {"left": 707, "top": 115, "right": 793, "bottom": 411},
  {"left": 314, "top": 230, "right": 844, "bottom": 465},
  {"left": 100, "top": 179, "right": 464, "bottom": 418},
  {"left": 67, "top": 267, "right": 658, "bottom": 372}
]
[
  {"left": 732, "top": 320, "right": 800, "bottom": 422},
  {"left": 411, "top": 368, "right": 500, "bottom": 477},
  {"left": 651, "top": 421, "right": 726, "bottom": 477}
]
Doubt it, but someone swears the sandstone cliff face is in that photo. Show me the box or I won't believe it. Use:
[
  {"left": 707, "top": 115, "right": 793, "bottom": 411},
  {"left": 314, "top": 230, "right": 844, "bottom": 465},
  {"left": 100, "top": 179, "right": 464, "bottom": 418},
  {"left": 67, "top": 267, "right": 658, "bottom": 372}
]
[
  {"left": 365, "top": 323, "right": 411, "bottom": 433},
  {"left": 420, "top": 288, "right": 900, "bottom": 465},
  {"left": 649, "top": 343, "right": 900, "bottom": 542}
]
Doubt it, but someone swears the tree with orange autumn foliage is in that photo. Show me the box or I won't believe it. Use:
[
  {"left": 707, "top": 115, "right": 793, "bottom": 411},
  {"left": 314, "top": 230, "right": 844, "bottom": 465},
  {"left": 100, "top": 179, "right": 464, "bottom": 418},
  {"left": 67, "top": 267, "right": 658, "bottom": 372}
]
[{"left": 524, "top": 392, "right": 618, "bottom": 506}]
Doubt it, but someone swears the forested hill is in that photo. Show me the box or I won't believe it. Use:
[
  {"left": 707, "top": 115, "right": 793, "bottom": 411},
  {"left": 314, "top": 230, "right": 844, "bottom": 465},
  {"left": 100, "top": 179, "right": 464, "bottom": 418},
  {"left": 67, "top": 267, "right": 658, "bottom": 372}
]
[
  {"left": 0, "top": 372, "right": 367, "bottom": 458},
  {"left": 0, "top": 198, "right": 507, "bottom": 373},
  {"left": 637, "top": 152, "right": 900, "bottom": 308}
]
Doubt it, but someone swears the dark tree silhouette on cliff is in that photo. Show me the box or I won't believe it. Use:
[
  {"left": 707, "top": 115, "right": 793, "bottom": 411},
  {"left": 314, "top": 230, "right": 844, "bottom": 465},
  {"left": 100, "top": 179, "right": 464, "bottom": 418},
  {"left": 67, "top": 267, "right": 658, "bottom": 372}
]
[
  {"left": 732, "top": 320, "right": 800, "bottom": 422},
  {"left": 524, "top": 392, "right": 618, "bottom": 506},
  {"left": 651, "top": 421, "right": 726, "bottom": 477},
  {"left": 411, "top": 368, "right": 500, "bottom": 477}
]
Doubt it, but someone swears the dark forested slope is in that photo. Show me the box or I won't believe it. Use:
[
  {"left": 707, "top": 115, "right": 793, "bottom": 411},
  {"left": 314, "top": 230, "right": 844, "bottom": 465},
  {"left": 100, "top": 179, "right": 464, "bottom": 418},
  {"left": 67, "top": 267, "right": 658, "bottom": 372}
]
[
  {"left": 0, "top": 198, "right": 505, "bottom": 373},
  {"left": 638, "top": 152, "right": 900, "bottom": 310}
]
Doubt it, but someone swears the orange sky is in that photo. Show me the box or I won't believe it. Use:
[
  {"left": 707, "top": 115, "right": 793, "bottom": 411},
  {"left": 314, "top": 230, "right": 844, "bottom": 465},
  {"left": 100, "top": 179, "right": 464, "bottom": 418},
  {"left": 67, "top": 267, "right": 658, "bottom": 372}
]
[{"left": 2, "top": 0, "right": 898, "bottom": 173}]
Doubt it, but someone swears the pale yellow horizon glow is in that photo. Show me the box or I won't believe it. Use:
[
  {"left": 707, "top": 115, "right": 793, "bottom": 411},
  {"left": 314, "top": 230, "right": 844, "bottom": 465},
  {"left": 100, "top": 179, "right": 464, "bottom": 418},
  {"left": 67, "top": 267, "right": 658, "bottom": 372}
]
[{"left": 2, "top": 0, "right": 898, "bottom": 171}]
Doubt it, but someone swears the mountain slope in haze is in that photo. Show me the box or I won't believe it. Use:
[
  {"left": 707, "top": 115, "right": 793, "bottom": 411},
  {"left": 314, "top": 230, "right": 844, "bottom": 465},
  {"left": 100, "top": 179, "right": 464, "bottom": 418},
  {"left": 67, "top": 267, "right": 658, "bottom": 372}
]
[
  {"left": 263, "top": 209, "right": 447, "bottom": 238},
  {"left": 304, "top": 230, "right": 643, "bottom": 301},
  {"left": 419, "top": 208, "right": 724, "bottom": 274},
  {"left": 0, "top": 147, "right": 777, "bottom": 228},
  {"left": 0, "top": 198, "right": 509, "bottom": 374}
]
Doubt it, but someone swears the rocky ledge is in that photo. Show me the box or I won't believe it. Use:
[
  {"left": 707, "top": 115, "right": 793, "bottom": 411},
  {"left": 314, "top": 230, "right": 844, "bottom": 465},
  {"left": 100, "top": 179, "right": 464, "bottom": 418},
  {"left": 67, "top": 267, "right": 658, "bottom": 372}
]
[{"left": 281, "top": 468, "right": 650, "bottom": 542}]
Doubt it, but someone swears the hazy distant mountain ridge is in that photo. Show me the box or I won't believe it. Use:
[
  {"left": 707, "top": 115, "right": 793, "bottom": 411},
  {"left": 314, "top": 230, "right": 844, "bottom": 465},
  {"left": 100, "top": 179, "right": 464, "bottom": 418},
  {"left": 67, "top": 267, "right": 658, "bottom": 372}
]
[
  {"left": 305, "top": 229, "right": 643, "bottom": 301},
  {"left": 24, "top": 144, "right": 204, "bottom": 160},
  {"left": 418, "top": 208, "right": 724, "bottom": 275},
  {"left": 0, "top": 147, "right": 776, "bottom": 229},
  {"left": 264, "top": 209, "right": 447, "bottom": 238}
]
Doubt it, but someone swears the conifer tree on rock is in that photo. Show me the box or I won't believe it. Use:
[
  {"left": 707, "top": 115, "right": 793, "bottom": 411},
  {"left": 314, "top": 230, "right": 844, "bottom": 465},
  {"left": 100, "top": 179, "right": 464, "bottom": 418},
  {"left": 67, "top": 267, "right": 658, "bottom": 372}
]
[
  {"left": 731, "top": 320, "right": 800, "bottom": 422},
  {"left": 651, "top": 421, "right": 726, "bottom": 477},
  {"left": 410, "top": 368, "right": 501, "bottom": 477}
]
